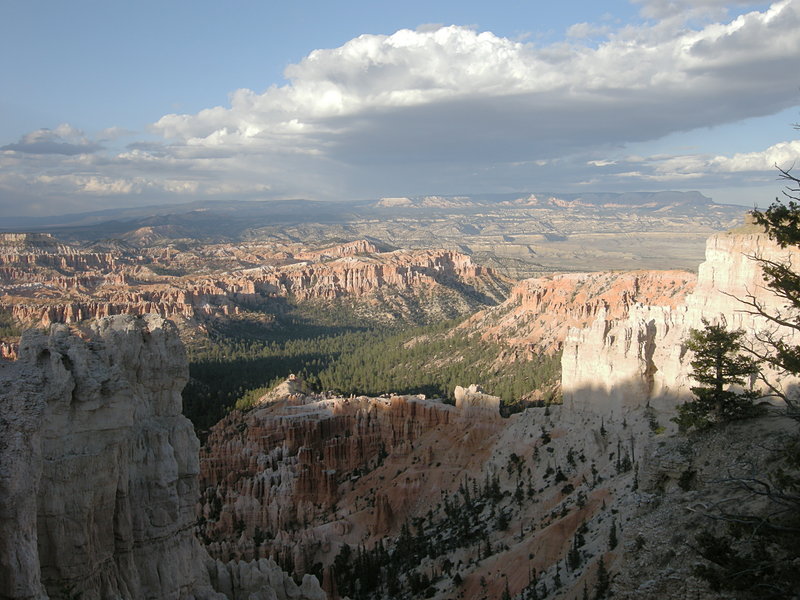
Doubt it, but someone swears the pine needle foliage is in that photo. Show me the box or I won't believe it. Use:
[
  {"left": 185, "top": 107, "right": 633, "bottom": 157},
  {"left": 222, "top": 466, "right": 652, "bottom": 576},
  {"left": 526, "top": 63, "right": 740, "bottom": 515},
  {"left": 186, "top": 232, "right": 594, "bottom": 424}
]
[{"left": 673, "top": 320, "right": 761, "bottom": 431}]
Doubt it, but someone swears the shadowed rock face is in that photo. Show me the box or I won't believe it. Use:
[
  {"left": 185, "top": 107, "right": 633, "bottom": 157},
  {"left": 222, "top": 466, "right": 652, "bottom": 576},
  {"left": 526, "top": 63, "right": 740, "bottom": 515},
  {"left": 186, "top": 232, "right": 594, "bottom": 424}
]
[
  {"left": 562, "top": 227, "right": 800, "bottom": 416},
  {"left": 0, "top": 315, "right": 324, "bottom": 600},
  {"left": 0, "top": 314, "right": 220, "bottom": 600}
]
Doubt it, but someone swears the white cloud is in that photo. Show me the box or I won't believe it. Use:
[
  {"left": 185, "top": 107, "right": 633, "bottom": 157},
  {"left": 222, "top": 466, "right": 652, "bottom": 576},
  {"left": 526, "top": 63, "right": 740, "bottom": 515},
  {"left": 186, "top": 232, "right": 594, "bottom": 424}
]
[
  {"left": 151, "top": 1, "right": 800, "bottom": 170},
  {"left": 1, "top": 124, "right": 102, "bottom": 155},
  {"left": 97, "top": 126, "right": 135, "bottom": 141},
  {"left": 584, "top": 139, "right": 800, "bottom": 187},
  {"left": 652, "top": 140, "right": 800, "bottom": 175},
  {"left": 566, "top": 22, "right": 612, "bottom": 39},
  {"left": 632, "top": 0, "right": 766, "bottom": 20},
  {"left": 2, "top": 2, "right": 800, "bottom": 215}
]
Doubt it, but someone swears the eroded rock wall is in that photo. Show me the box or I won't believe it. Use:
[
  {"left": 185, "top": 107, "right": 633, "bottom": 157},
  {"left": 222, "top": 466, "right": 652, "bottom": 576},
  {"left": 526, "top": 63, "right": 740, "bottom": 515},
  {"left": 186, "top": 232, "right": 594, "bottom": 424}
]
[
  {"left": 0, "top": 315, "right": 323, "bottom": 600},
  {"left": 197, "top": 387, "right": 503, "bottom": 570},
  {"left": 463, "top": 269, "right": 695, "bottom": 356},
  {"left": 562, "top": 227, "right": 800, "bottom": 416},
  {"left": 2, "top": 238, "right": 510, "bottom": 332},
  {"left": 0, "top": 315, "right": 220, "bottom": 600}
]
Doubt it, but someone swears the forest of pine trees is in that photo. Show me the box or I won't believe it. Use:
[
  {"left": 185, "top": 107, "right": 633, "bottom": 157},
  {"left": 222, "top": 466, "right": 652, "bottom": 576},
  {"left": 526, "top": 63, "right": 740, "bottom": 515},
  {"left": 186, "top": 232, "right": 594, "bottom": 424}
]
[{"left": 183, "top": 306, "right": 561, "bottom": 431}]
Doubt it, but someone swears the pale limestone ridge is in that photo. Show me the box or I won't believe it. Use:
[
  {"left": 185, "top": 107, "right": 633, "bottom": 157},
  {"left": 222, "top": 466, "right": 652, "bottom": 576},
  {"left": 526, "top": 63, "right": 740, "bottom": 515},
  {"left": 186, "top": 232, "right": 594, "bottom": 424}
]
[
  {"left": 454, "top": 384, "right": 501, "bottom": 415},
  {"left": 0, "top": 314, "right": 324, "bottom": 600},
  {"left": 562, "top": 227, "right": 800, "bottom": 417}
]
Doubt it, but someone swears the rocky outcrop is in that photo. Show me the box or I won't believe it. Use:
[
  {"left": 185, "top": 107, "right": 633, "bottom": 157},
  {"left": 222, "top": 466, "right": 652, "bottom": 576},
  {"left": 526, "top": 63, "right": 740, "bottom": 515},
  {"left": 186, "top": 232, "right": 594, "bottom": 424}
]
[
  {"left": 250, "top": 249, "right": 501, "bottom": 302},
  {"left": 0, "top": 233, "right": 115, "bottom": 271},
  {"left": 561, "top": 224, "right": 800, "bottom": 416},
  {"left": 208, "top": 559, "right": 326, "bottom": 600},
  {"left": 197, "top": 382, "right": 505, "bottom": 569},
  {"left": 454, "top": 384, "right": 501, "bottom": 415},
  {"left": 1, "top": 238, "right": 511, "bottom": 334},
  {"left": 0, "top": 314, "right": 219, "bottom": 599},
  {"left": 463, "top": 270, "right": 695, "bottom": 356},
  {"left": 0, "top": 340, "right": 17, "bottom": 360},
  {"left": 0, "top": 315, "right": 323, "bottom": 600}
]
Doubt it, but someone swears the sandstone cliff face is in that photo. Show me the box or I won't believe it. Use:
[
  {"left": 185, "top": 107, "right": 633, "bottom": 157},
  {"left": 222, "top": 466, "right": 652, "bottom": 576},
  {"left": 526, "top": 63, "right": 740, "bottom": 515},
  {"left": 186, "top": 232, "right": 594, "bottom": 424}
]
[
  {"left": 561, "top": 227, "right": 800, "bottom": 416},
  {"left": 0, "top": 314, "right": 218, "bottom": 600},
  {"left": 462, "top": 270, "right": 695, "bottom": 357},
  {"left": 0, "top": 315, "right": 323, "bottom": 600}
]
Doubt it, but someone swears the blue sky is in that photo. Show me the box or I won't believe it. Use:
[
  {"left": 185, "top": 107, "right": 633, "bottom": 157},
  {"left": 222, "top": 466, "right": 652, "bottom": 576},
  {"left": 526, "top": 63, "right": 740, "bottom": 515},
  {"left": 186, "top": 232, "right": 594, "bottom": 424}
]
[{"left": 1, "top": 0, "right": 798, "bottom": 217}]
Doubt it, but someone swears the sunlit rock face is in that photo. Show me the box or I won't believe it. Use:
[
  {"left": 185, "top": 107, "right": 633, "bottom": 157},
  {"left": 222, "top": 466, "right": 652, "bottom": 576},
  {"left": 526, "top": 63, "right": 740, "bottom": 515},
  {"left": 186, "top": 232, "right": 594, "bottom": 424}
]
[
  {"left": 562, "top": 225, "right": 800, "bottom": 416},
  {"left": 459, "top": 269, "right": 695, "bottom": 359},
  {"left": 2, "top": 236, "right": 511, "bottom": 332},
  {"left": 0, "top": 315, "right": 324, "bottom": 600}
]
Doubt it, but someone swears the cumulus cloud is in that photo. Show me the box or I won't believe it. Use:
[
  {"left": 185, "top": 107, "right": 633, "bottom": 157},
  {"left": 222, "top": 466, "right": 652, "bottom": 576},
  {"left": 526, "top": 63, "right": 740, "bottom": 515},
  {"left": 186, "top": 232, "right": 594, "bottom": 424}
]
[
  {"left": 151, "top": 1, "right": 800, "bottom": 170},
  {"left": 2, "top": 2, "right": 800, "bottom": 215},
  {"left": 648, "top": 140, "right": 800, "bottom": 177},
  {"left": 581, "top": 139, "right": 800, "bottom": 187}
]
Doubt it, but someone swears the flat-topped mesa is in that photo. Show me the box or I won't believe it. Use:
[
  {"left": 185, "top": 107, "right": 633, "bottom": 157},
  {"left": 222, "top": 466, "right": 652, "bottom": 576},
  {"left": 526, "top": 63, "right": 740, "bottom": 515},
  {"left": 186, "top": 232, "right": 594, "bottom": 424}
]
[
  {"left": 561, "top": 224, "right": 800, "bottom": 417},
  {"left": 0, "top": 232, "right": 66, "bottom": 251},
  {"left": 0, "top": 315, "right": 323, "bottom": 600}
]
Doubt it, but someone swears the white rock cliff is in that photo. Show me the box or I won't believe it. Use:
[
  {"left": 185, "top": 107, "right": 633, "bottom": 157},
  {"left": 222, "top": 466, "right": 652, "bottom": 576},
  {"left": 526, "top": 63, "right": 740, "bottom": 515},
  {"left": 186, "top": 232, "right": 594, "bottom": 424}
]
[
  {"left": 0, "top": 314, "right": 324, "bottom": 600},
  {"left": 561, "top": 226, "right": 800, "bottom": 416}
]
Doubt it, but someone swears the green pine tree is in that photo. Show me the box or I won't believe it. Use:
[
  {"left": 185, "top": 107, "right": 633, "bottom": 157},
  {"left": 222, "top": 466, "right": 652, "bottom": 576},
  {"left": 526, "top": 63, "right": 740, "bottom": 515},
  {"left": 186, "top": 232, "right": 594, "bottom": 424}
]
[{"left": 673, "top": 320, "right": 761, "bottom": 431}]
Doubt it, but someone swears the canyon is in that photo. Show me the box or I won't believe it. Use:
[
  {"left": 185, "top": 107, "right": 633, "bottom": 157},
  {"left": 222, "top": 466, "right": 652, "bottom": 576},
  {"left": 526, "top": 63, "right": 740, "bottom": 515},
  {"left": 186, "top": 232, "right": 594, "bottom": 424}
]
[
  {"left": 189, "top": 222, "right": 800, "bottom": 599},
  {"left": 2, "top": 210, "right": 797, "bottom": 599},
  {"left": 0, "top": 233, "right": 511, "bottom": 345},
  {"left": 8, "top": 192, "right": 747, "bottom": 277}
]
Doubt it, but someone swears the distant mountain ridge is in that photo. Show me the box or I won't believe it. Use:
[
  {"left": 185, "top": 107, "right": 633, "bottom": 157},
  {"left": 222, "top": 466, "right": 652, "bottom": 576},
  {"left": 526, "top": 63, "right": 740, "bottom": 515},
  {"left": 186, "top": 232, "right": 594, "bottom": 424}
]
[
  {"left": 4, "top": 191, "right": 721, "bottom": 232},
  {"left": 1, "top": 191, "right": 749, "bottom": 276}
]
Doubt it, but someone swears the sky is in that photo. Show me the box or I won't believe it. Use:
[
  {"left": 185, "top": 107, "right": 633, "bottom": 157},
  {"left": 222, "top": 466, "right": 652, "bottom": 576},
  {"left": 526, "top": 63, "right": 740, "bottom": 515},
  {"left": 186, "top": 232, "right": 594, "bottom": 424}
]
[{"left": 1, "top": 0, "right": 799, "bottom": 218}]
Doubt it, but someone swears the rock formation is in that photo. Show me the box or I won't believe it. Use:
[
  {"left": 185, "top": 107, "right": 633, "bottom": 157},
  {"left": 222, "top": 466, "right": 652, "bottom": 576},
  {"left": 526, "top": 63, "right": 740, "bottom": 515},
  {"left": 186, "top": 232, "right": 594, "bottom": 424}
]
[
  {"left": 453, "top": 384, "right": 502, "bottom": 414},
  {"left": 197, "top": 383, "right": 505, "bottom": 570},
  {"left": 561, "top": 223, "right": 800, "bottom": 416},
  {"left": 462, "top": 269, "right": 695, "bottom": 356},
  {"left": 0, "top": 315, "right": 323, "bottom": 600},
  {"left": 0, "top": 237, "right": 511, "bottom": 336}
]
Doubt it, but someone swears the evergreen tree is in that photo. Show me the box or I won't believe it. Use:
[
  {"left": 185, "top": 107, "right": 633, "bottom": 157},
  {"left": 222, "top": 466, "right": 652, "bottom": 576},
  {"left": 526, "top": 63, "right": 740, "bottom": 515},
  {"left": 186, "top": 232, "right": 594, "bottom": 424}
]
[
  {"left": 594, "top": 556, "right": 609, "bottom": 599},
  {"left": 502, "top": 579, "right": 512, "bottom": 600},
  {"left": 749, "top": 166, "right": 800, "bottom": 417},
  {"left": 673, "top": 320, "right": 760, "bottom": 431},
  {"left": 687, "top": 154, "right": 800, "bottom": 598},
  {"left": 608, "top": 519, "right": 618, "bottom": 550}
]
